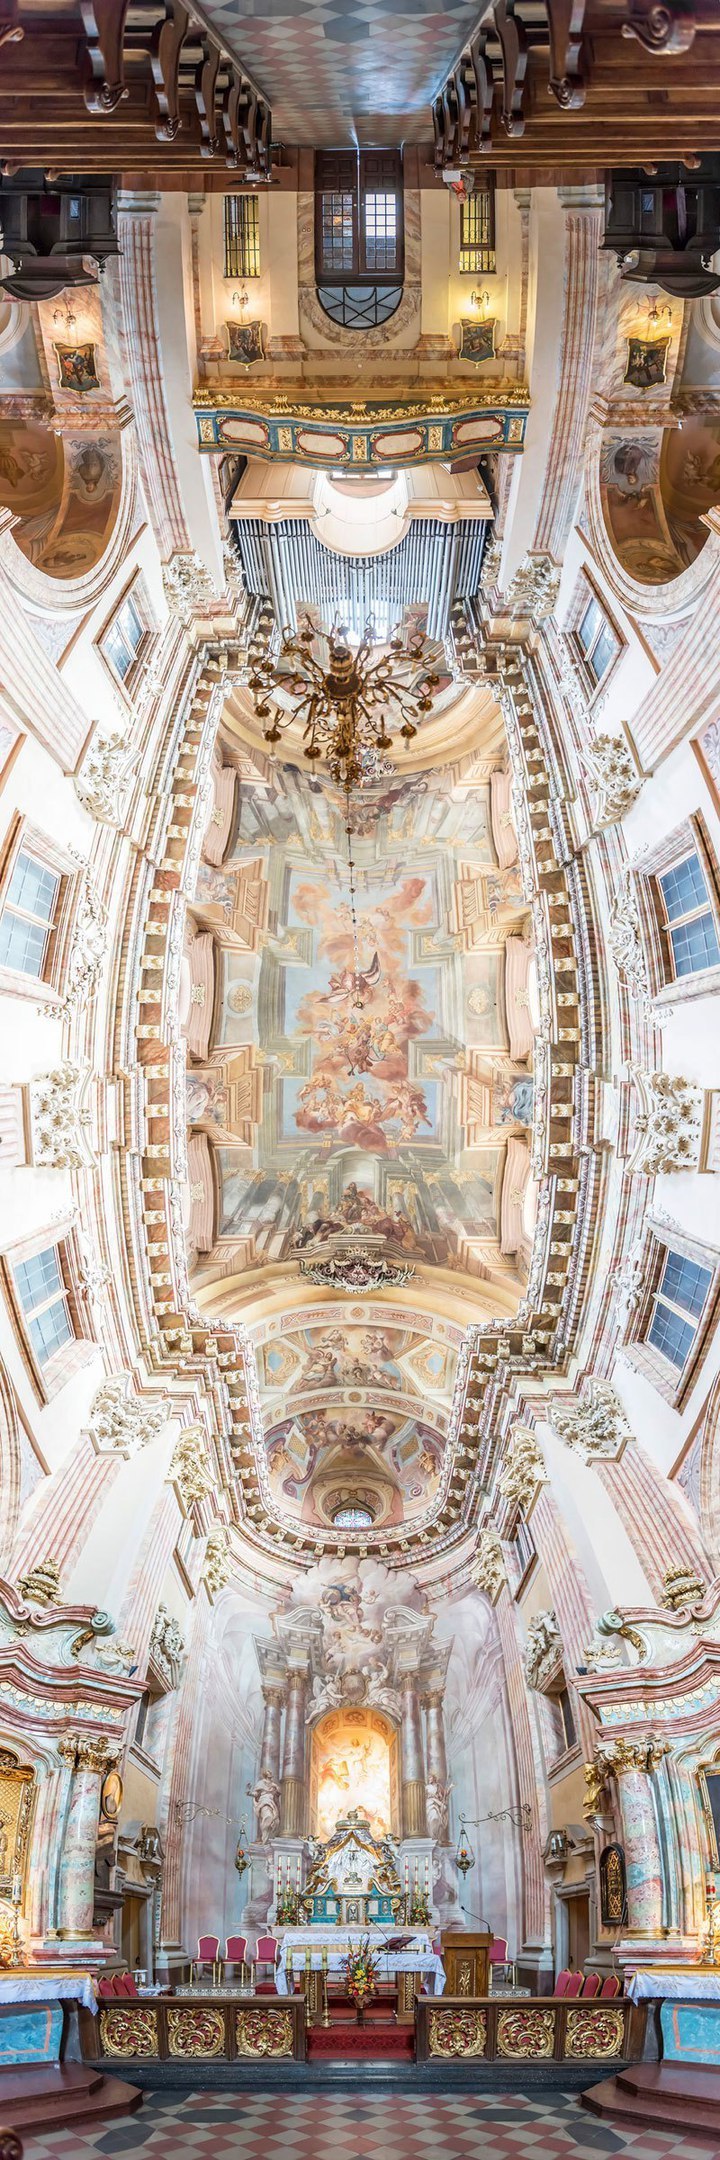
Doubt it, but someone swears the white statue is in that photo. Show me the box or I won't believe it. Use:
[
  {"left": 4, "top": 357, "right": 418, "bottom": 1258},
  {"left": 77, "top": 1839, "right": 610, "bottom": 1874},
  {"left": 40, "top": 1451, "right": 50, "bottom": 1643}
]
[
  {"left": 252, "top": 1774, "right": 281, "bottom": 1845},
  {"left": 426, "top": 1774, "right": 452, "bottom": 1844}
]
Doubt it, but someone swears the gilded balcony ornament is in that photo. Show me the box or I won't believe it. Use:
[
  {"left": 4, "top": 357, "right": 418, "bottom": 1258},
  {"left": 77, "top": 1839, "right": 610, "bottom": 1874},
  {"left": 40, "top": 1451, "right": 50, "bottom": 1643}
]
[{"left": 660, "top": 1564, "right": 706, "bottom": 1610}]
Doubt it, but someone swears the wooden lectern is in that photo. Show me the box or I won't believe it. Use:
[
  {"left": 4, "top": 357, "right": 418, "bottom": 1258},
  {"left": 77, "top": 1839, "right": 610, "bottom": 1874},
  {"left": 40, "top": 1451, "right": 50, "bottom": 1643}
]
[{"left": 440, "top": 1929, "right": 492, "bottom": 1998}]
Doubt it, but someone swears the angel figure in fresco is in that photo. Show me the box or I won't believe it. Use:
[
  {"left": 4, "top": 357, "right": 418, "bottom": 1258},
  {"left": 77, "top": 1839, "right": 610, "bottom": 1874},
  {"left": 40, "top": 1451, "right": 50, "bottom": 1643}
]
[
  {"left": 382, "top": 1078, "right": 431, "bottom": 1140},
  {"left": 321, "top": 951, "right": 381, "bottom": 1005}
]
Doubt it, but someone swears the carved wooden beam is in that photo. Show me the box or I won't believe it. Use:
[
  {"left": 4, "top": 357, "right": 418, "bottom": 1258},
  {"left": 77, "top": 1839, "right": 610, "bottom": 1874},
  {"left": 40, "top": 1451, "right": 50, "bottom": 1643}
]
[
  {"left": 151, "top": 1, "right": 191, "bottom": 143},
  {"left": 545, "top": 0, "right": 587, "bottom": 105},
  {"left": 493, "top": 0, "right": 529, "bottom": 137},
  {"left": 80, "top": 0, "right": 131, "bottom": 114}
]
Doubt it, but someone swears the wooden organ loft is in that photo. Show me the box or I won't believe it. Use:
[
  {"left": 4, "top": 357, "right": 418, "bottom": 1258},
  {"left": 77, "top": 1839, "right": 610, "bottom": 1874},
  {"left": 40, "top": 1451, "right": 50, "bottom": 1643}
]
[{"left": 0, "top": 0, "right": 717, "bottom": 178}]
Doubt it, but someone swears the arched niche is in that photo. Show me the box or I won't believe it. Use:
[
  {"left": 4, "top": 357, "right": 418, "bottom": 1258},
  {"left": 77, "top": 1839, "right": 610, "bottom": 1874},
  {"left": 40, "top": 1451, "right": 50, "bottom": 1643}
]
[
  {"left": 309, "top": 1707, "right": 399, "bottom": 1843},
  {"left": 0, "top": 418, "right": 123, "bottom": 581}
]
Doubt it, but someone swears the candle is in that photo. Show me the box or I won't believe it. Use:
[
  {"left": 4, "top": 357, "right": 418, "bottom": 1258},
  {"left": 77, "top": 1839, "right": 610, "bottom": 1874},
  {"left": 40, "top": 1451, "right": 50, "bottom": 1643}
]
[
  {"left": 11, "top": 1873, "right": 21, "bottom": 1907},
  {"left": 296, "top": 1853, "right": 301, "bottom": 1886},
  {"left": 404, "top": 1858, "right": 409, "bottom": 1894}
]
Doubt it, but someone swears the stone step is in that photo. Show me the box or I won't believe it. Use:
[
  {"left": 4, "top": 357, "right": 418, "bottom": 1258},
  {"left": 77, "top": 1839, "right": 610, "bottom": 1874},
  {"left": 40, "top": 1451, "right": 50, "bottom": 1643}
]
[
  {"left": 0, "top": 2066, "right": 142, "bottom": 2134},
  {"left": 581, "top": 2069, "right": 720, "bottom": 2141},
  {"left": 619, "top": 2063, "right": 720, "bottom": 2110}
]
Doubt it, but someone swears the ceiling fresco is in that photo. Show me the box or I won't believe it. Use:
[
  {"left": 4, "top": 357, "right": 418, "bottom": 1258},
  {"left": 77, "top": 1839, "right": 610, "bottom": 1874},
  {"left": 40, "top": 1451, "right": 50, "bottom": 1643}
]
[
  {"left": 198, "top": 0, "right": 483, "bottom": 146},
  {"left": 184, "top": 750, "right": 535, "bottom": 1290}
]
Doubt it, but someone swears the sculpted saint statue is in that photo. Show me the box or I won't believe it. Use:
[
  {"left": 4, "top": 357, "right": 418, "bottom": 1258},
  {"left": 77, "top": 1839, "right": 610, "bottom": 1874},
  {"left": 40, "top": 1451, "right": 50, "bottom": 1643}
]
[{"left": 252, "top": 1774, "right": 281, "bottom": 1844}]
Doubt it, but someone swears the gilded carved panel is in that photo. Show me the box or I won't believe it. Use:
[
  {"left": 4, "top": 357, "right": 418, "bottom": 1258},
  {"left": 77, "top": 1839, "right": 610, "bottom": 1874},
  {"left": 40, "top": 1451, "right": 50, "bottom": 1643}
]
[
  {"left": 167, "top": 2007, "right": 225, "bottom": 2058},
  {"left": 497, "top": 2007, "right": 555, "bottom": 2059},
  {"left": 565, "top": 2007, "right": 626, "bottom": 2059},
  {"left": 428, "top": 2008, "right": 487, "bottom": 2058},
  {"left": 99, "top": 2006, "right": 158, "bottom": 2058},
  {"left": 235, "top": 2008, "right": 294, "bottom": 2058}
]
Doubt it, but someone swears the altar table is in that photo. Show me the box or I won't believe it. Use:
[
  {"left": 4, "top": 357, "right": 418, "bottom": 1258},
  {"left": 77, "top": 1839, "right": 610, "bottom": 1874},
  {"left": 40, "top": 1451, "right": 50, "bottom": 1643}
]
[
  {"left": 626, "top": 1967, "right": 720, "bottom": 2003},
  {"left": 276, "top": 1927, "right": 445, "bottom": 2000},
  {"left": 0, "top": 1971, "right": 97, "bottom": 2013}
]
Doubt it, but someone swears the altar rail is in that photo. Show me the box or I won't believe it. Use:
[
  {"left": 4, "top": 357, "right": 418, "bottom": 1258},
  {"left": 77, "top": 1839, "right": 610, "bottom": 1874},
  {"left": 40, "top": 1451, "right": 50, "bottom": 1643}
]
[
  {"left": 415, "top": 1996, "right": 645, "bottom": 2065},
  {"left": 80, "top": 1995, "right": 306, "bottom": 2065}
]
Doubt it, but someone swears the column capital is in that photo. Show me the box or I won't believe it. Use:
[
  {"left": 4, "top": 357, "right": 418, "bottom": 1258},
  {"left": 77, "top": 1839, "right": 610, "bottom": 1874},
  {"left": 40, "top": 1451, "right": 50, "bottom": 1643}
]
[{"left": 57, "top": 1733, "right": 122, "bottom": 1775}]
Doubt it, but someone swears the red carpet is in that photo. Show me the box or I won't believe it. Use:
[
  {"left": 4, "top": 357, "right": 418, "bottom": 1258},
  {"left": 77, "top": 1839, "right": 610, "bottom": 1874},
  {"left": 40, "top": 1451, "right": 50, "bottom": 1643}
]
[{"left": 308, "top": 2023, "right": 414, "bottom": 2060}]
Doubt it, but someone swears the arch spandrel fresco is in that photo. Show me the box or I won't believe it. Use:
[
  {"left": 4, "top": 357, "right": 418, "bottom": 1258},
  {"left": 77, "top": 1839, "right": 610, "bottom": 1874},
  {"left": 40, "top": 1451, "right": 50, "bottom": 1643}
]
[
  {"left": 184, "top": 747, "right": 536, "bottom": 1298},
  {"left": 0, "top": 419, "right": 122, "bottom": 578}
]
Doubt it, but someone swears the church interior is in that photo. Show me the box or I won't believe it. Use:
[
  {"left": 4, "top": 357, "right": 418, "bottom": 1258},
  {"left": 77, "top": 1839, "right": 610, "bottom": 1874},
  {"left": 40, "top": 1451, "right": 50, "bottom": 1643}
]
[{"left": 1, "top": 4, "right": 720, "bottom": 2156}]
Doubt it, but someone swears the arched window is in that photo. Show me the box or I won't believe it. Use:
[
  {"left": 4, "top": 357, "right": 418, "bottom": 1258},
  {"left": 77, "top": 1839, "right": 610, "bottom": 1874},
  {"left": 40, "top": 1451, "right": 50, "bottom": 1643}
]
[{"left": 315, "top": 150, "right": 403, "bottom": 331}]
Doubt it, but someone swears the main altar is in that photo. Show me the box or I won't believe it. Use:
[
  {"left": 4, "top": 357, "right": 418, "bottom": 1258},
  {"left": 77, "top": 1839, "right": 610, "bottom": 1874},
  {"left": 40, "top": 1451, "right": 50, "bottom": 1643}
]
[
  {"left": 274, "top": 1810, "right": 445, "bottom": 2008},
  {"left": 301, "top": 1809, "right": 403, "bottom": 1927}
]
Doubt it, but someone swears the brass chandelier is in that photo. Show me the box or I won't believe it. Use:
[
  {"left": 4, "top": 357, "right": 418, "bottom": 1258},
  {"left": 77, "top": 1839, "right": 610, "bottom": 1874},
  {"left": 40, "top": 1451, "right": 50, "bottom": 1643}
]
[{"left": 247, "top": 614, "right": 441, "bottom": 790}]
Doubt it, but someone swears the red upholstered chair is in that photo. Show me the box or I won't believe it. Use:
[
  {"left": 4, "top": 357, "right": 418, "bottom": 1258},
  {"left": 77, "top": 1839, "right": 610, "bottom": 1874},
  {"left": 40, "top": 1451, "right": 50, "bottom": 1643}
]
[
  {"left": 600, "top": 1974, "right": 622, "bottom": 1998},
  {"left": 581, "top": 1972, "right": 601, "bottom": 1998},
  {"left": 565, "top": 1972, "right": 584, "bottom": 1998},
  {"left": 488, "top": 1936, "right": 515, "bottom": 1990},
  {"left": 196, "top": 1934, "right": 222, "bottom": 1982},
  {"left": 117, "top": 1974, "right": 139, "bottom": 1997},
  {"left": 225, "top": 1935, "right": 249, "bottom": 1982},
  {"left": 254, "top": 1935, "right": 280, "bottom": 1993},
  {"left": 97, "top": 1977, "right": 116, "bottom": 1999},
  {"left": 554, "top": 1970, "right": 572, "bottom": 1997}
]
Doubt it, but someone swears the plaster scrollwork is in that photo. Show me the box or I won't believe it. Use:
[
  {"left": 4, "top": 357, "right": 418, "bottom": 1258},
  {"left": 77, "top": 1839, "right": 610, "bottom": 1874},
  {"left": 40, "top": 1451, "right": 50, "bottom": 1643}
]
[
  {"left": 472, "top": 1525, "right": 507, "bottom": 1602},
  {"left": 627, "top": 1069, "right": 703, "bottom": 1175},
  {"left": 497, "top": 1424, "right": 547, "bottom": 1514},
  {"left": 523, "top": 1609, "right": 563, "bottom": 1693},
  {"left": 62, "top": 875, "right": 109, "bottom": 1016},
  {"left": 149, "top": 1601, "right": 185, "bottom": 1685},
  {"left": 84, "top": 1372, "right": 169, "bottom": 1458},
  {"left": 29, "top": 1061, "right": 96, "bottom": 1171},
  {"left": 17, "top": 1560, "right": 62, "bottom": 1607},
  {"left": 612, "top": 1237, "right": 646, "bottom": 1328},
  {"left": 581, "top": 733, "right": 643, "bottom": 831},
  {"left": 74, "top": 726, "right": 139, "bottom": 826},
  {"left": 551, "top": 1379, "right": 632, "bottom": 1462},
  {"left": 203, "top": 1525, "right": 232, "bottom": 1595},
  {"left": 162, "top": 550, "right": 219, "bottom": 620},
  {"left": 169, "top": 1424, "right": 215, "bottom": 1508}
]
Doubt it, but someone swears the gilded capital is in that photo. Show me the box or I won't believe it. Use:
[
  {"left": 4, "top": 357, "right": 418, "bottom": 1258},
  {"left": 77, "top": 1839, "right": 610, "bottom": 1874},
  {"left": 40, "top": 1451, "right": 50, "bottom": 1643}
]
[{"left": 58, "top": 1733, "right": 122, "bottom": 1775}]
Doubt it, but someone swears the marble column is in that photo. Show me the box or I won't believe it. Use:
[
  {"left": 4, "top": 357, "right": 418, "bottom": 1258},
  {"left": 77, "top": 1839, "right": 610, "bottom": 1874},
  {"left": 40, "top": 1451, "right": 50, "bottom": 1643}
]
[
  {"left": 260, "top": 1684, "right": 285, "bottom": 1783},
  {"left": 424, "top": 1692, "right": 448, "bottom": 1785},
  {"left": 401, "top": 1678, "right": 427, "bottom": 1838},
  {"left": 281, "top": 1669, "right": 308, "bottom": 1838},
  {"left": 611, "top": 1741, "right": 667, "bottom": 1943},
  {"left": 56, "top": 1735, "right": 121, "bottom": 1939}
]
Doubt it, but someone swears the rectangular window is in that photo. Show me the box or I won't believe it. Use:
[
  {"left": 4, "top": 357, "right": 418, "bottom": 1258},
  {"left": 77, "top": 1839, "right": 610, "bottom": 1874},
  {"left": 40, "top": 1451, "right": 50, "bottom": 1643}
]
[
  {"left": 459, "top": 185, "right": 496, "bottom": 276},
  {"left": 646, "top": 1247, "right": 713, "bottom": 1371},
  {"left": 15, "top": 1245, "right": 73, "bottom": 1368},
  {"left": 557, "top": 1686, "right": 577, "bottom": 1751},
  {"left": 0, "top": 848, "right": 60, "bottom": 979},
  {"left": 223, "top": 194, "right": 260, "bottom": 280},
  {"left": 576, "top": 594, "right": 621, "bottom": 686},
  {"left": 315, "top": 149, "right": 403, "bottom": 285},
  {"left": 657, "top": 850, "right": 720, "bottom": 979},
  {"left": 103, "top": 592, "right": 145, "bottom": 684}
]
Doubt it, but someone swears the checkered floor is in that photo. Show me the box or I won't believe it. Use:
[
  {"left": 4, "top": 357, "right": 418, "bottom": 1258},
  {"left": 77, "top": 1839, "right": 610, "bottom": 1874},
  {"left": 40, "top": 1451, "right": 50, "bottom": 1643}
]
[
  {"left": 201, "top": 0, "right": 481, "bottom": 143},
  {"left": 21, "top": 2092, "right": 720, "bottom": 2160}
]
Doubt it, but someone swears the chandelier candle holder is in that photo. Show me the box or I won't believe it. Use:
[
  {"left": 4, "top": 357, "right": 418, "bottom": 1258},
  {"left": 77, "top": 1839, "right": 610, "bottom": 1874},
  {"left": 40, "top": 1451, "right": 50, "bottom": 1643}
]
[{"left": 247, "top": 615, "right": 441, "bottom": 791}]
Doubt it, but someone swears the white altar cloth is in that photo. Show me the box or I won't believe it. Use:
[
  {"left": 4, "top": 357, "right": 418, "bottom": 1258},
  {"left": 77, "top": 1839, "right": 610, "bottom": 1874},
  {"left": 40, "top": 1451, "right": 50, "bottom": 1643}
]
[
  {"left": 276, "top": 1927, "right": 445, "bottom": 1998},
  {"left": 626, "top": 1968, "right": 720, "bottom": 2004},
  {"left": 0, "top": 1973, "right": 97, "bottom": 2014}
]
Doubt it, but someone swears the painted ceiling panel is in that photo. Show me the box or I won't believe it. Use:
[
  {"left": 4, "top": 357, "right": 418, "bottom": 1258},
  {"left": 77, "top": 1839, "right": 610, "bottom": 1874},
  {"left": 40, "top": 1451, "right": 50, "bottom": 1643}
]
[{"left": 199, "top": 0, "right": 482, "bottom": 144}]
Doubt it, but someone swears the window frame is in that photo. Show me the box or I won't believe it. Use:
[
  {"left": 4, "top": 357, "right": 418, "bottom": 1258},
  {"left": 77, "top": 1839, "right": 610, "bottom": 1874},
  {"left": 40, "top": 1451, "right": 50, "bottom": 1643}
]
[
  {"left": 97, "top": 574, "right": 156, "bottom": 703},
  {"left": 1, "top": 1221, "right": 96, "bottom": 1404},
  {"left": 0, "top": 817, "right": 77, "bottom": 1006},
  {"left": 635, "top": 813, "right": 720, "bottom": 1010},
  {"left": 562, "top": 570, "right": 626, "bottom": 708},
  {"left": 459, "top": 182, "right": 496, "bottom": 276},
  {"left": 620, "top": 1217, "right": 720, "bottom": 1408},
  {"left": 314, "top": 148, "right": 404, "bottom": 291},
  {"left": 223, "top": 193, "right": 261, "bottom": 281}
]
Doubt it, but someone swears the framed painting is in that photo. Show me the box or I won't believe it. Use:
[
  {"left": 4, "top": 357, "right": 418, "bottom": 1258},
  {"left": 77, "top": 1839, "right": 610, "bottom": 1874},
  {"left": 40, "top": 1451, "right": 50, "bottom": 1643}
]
[
  {"left": 459, "top": 317, "right": 496, "bottom": 366},
  {"left": 624, "top": 336, "right": 670, "bottom": 391},
  {"left": 54, "top": 341, "right": 100, "bottom": 393},
  {"left": 227, "top": 318, "right": 265, "bottom": 365}
]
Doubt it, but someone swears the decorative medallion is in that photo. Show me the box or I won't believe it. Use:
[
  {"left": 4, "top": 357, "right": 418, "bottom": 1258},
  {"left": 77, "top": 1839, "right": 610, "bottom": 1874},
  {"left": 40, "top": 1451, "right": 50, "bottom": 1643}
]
[
  {"left": 99, "top": 2005, "right": 158, "bottom": 2058},
  {"left": 565, "top": 2005, "right": 625, "bottom": 2059},
  {"left": 459, "top": 318, "right": 497, "bottom": 365},
  {"left": 235, "top": 2007, "right": 293, "bottom": 2057},
  {"left": 497, "top": 2006, "right": 555, "bottom": 2058},
  {"left": 428, "top": 2007, "right": 487, "bottom": 2057},
  {"left": 99, "top": 1767, "right": 123, "bottom": 1822},
  {"left": 167, "top": 2006, "right": 225, "bottom": 2058},
  {"left": 54, "top": 341, "right": 100, "bottom": 393},
  {"left": 299, "top": 1244, "right": 415, "bottom": 1293},
  {"left": 623, "top": 336, "right": 670, "bottom": 390},
  {"left": 227, "top": 319, "right": 265, "bottom": 365}
]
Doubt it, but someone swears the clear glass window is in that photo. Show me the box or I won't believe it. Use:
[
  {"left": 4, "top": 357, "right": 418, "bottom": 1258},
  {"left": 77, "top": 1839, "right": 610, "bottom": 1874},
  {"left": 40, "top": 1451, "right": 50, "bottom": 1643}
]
[
  {"left": 658, "top": 850, "right": 720, "bottom": 979},
  {"left": 15, "top": 1244, "right": 73, "bottom": 1368},
  {"left": 0, "top": 849, "right": 60, "bottom": 979},
  {"left": 575, "top": 594, "right": 620, "bottom": 686},
  {"left": 646, "top": 1246, "right": 713, "bottom": 1372}
]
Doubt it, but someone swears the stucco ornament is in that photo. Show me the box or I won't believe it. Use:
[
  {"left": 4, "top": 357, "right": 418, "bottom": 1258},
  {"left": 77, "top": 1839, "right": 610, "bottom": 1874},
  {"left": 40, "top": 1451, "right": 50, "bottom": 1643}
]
[
  {"left": 29, "top": 1061, "right": 96, "bottom": 1170},
  {"left": 74, "top": 726, "right": 138, "bottom": 825},
  {"left": 608, "top": 875, "right": 653, "bottom": 1018},
  {"left": 17, "top": 1560, "right": 62, "bottom": 1607},
  {"left": 661, "top": 1565, "right": 706, "bottom": 1610},
  {"left": 61, "top": 873, "right": 109, "bottom": 1014},
  {"left": 203, "top": 1526, "right": 232, "bottom": 1595},
  {"left": 497, "top": 1424, "right": 547, "bottom": 1514},
  {"left": 551, "top": 1379, "right": 632, "bottom": 1462},
  {"left": 162, "top": 550, "right": 219, "bottom": 619},
  {"left": 523, "top": 1609, "right": 563, "bottom": 1693},
  {"left": 472, "top": 1524, "right": 506, "bottom": 1602},
  {"left": 150, "top": 1601, "right": 185, "bottom": 1685},
  {"left": 85, "top": 1373, "right": 169, "bottom": 1458},
  {"left": 169, "top": 1424, "right": 215, "bottom": 1508},
  {"left": 582, "top": 733, "right": 643, "bottom": 830},
  {"left": 503, "top": 552, "right": 561, "bottom": 623},
  {"left": 627, "top": 1070, "right": 704, "bottom": 1175}
]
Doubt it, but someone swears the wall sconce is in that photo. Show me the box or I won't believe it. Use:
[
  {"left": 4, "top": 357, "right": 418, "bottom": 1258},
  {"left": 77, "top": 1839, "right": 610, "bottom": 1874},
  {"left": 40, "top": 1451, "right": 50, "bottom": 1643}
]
[
  {"left": 53, "top": 297, "right": 78, "bottom": 336},
  {"left": 232, "top": 286, "right": 250, "bottom": 315},
  {"left": 647, "top": 298, "right": 672, "bottom": 334},
  {"left": 470, "top": 288, "right": 490, "bottom": 317}
]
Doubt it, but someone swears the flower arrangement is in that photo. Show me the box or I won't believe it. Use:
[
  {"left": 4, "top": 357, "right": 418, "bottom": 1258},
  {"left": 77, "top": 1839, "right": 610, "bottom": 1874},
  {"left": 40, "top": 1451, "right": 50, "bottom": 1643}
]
[
  {"left": 343, "top": 1936, "right": 380, "bottom": 2019},
  {"left": 276, "top": 1885, "right": 302, "bottom": 1925},
  {"left": 408, "top": 1887, "right": 431, "bottom": 1927}
]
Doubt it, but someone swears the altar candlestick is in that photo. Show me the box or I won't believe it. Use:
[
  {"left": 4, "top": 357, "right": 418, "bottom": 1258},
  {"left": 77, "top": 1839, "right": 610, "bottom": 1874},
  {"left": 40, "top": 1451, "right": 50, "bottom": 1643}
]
[
  {"left": 296, "top": 1852, "right": 301, "bottom": 1886},
  {"left": 404, "top": 1858, "right": 409, "bottom": 1895}
]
